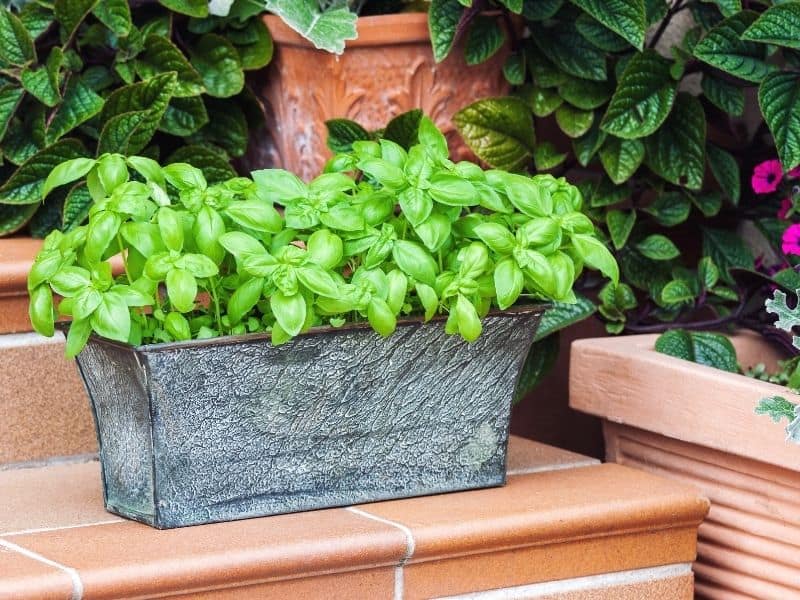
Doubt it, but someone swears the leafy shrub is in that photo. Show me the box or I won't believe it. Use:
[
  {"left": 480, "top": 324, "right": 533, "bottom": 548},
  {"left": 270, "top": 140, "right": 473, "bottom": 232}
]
[
  {"left": 454, "top": 0, "right": 800, "bottom": 336},
  {"left": 27, "top": 117, "right": 617, "bottom": 356},
  {"left": 0, "top": 0, "right": 272, "bottom": 238}
]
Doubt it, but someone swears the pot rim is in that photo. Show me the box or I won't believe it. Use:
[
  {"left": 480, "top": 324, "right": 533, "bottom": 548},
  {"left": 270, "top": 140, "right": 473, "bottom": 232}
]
[
  {"left": 263, "top": 12, "right": 432, "bottom": 48},
  {"left": 64, "top": 303, "right": 549, "bottom": 355}
]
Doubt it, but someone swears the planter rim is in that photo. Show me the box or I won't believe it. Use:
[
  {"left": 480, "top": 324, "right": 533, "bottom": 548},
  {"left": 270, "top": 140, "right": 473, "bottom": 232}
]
[
  {"left": 263, "top": 12, "right": 431, "bottom": 48},
  {"left": 69, "top": 303, "right": 549, "bottom": 355},
  {"left": 0, "top": 237, "right": 42, "bottom": 296}
]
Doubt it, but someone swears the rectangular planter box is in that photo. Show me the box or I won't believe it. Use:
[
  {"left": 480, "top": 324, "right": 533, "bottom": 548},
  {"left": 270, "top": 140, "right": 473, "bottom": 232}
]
[
  {"left": 76, "top": 307, "right": 543, "bottom": 529},
  {"left": 570, "top": 333, "right": 800, "bottom": 599}
]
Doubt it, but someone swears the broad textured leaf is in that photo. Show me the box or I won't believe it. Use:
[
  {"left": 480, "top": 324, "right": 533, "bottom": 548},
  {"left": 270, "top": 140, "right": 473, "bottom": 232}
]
[
  {"left": 158, "top": 0, "right": 208, "bottom": 17},
  {"left": 19, "top": 3, "right": 53, "bottom": 40},
  {"left": 534, "top": 293, "right": 597, "bottom": 340},
  {"left": 167, "top": 145, "right": 235, "bottom": 183},
  {"left": 0, "top": 85, "right": 24, "bottom": 140},
  {"left": 160, "top": 96, "right": 209, "bottom": 136},
  {"left": 28, "top": 187, "right": 67, "bottom": 238},
  {"left": 230, "top": 18, "right": 273, "bottom": 70},
  {"left": 570, "top": 0, "right": 646, "bottom": 49},
  {"left": 0, "top": 8, "right": 35, "bottom": 65},
  {"left": 601, "top": 50, "right": 676, "bottom": 139},
  {"left": 599, "top": 137, "right": 644, "bottom": 184},
  {"left": 644, "top": 191, "right": 691, "bottom": 226},
  {"left": 514, "top": 333, "right": 560, "bottom": 404},
  {"left": 706, "top": 143, "right": 740, "bottom": 204},
  {"left": 100, "top": 72, "right": 176, "bottom": 153},
  {"left": 428, "top": 0, "right": 464, "bottom": 62},
  {"left": 655, "top": 329, "right": 738, "bottom": 372},
  {"left": 0, "top": 139, "right": 88, "bottom": 205},
  {"left": 326, "top": 119, "right": 370, "bottom": 153},
  {"left": 690, "top": 191, "right": 722, "bottom": 217},
  {"left": 702, "top": 226, "right": 754, "bottom": 283},
  {"left": 705, "top": 0, "right": 741, "bottom": 18},
  {"left": 4, "top": 108, "right": 45, "bottom": 165},
  {"left": 572, "top": 120, "right": 606, "bottom": 166},
  {"left": 46, "top": 79, "right": 105, "bottom": 144},
  {"left": 756, "top": 396, "right": 798, "bottom": 423},
  {"left": 517, "top": 84, "right": 562, "bottom": 117},
  {"left": 522, "top": 0, "right": 564, "bottom": 21},
  {"left": 606, "top": 209, "right": 636, "bottom": 249},
  {"left": 534, "top": 142, "right": 567, "bottom": 170},
  {"left": 693, "top": 11, "right": 776, "bottom": 83},
  {"left": 465, "top": 17, "right": 505, "bottom": 65},
  {"left": 644, "top": 93, "right": 706, "bottom": 190},
  {"left": 93, "top": 0, "right": 131, "bottom": 37},
  {"left": 759, "top": 72, "right": 800, "bottom": 172},
  {"left": 136, "top": 35, "right": 204, "bottom": 97},
  {"left": 191, "top": 34, "right": 244, "bottom": 98},
  {"left": 636, "top": 234, "right": 680, "bottom": 260},
  {"left": 384, "top": 109, "right": 422, "bottom": 150},
  {"left": 21, "top": 49, "right": 63, "bottom": 107},
  {"left": 503, "top": 52, "right": 525, "bottom": 85},
  {"left": 189, "top": 99, "right": 248, "bottom": 157},
  {"left": 558, "top": 77, "right": 612, "bottom": 110},
  {"left": 575, "top": 13, "right": 629, "bottom": 52},
  {"left": 453, "top": 97, "right": 535, "bottom": 172},
  {"left": 555, "top": 104, "right": 593, "bottom": 138},
  {"left": 529, "top": 21, "right": 608, "bottom": 81},
  {"left": 264, "top": 0, "right": 357, "bottom": 55},
  {"left": 701, "top": 75, "right": 744, "bottom": 116},
  {"left": 0, "top": 203, "right": 37, "bottom": 236},
  {"left": 62, "top": 183, "right": 92, "bottom": 231},
  {"left": 742, "top": 3, "right": 800, "bottom": 50},
  {"left": 54, "top": 0, "right": 97, "bottom": 41},
  {"left": 97, "top": 110, "right": 150, "bottom": 155}
]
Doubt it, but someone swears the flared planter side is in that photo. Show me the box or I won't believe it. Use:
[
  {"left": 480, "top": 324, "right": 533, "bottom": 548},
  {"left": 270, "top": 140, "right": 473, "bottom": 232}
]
[
  {"left": 569, "top": 333, "right": 800, "bottom": 599},
  {"left": 77, "top": 307, "right": 543, "bottom": 529},
  {"left": 258, "top": 13, "right": 513, "bottom": 180}
]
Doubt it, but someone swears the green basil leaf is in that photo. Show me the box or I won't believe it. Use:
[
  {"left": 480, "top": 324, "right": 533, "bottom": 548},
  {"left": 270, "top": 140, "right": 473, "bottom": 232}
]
[
  {"left": 227, "top": 277, "right": 264, "bottom": 324},
  {"left": 572, "top": 233, "right": 620, "bottom": 283},
  {"left": 392, "top": 240, "right": 438, "bottom": 286},
  {"left": 454, "top": 293, "right": 482, "bottom": 342},
  {"left": 270, "top": 291, "right": 306, "bottom": 337},
  {"left": 494, "top": 256, "right": 524, "bottom": 309},
  {"left": 475, "top": 222, "right": 515, "bottom": 255},
  {"left": 90, "top": 291, "right": 131, "bottom": 343},
  {"left": 29, "top": 285, "right": 54, "bottom": 337},
  {"left": 65, "top": 318, "right": 92, "bottom": 358},
  {"left": 166, "top": 268, "right": 197, "bottom": 312}
]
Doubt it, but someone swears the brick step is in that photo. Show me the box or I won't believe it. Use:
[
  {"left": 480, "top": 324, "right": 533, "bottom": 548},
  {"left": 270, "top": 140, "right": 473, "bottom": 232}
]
[{"left": 0, "top": 438, "right": 708, "bottom": 599}]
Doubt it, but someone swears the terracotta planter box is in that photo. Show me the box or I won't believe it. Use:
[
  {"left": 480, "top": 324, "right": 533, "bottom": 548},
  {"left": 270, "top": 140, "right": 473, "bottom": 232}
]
[
  {"left": 259, "top": 13, "right": 512, "bottom": 180},
  {"left": 0, "top": 237, "right": 41, "bottom": 334},
  {"left": 570, "top": 333, "right": 800, "bottom": 599}
]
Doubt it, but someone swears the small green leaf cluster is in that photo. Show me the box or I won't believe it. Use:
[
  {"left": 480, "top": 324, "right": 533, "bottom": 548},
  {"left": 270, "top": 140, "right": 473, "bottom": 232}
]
[
  {"left": 28, "top": 117, "right": 617, "bottom": 356},
  {"left": 452, "top": 0, "right": 797, "bottom": 335},
  {"left": 0, "top": 0, "right": 271, "bottom": 238}
]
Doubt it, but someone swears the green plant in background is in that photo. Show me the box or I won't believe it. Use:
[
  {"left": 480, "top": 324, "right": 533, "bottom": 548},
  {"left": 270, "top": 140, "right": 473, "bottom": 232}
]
[
  {"left": 27, "top": 117, "right": 617, "bottom": 359},
  {"left": 0, "top": 0, "right": 272, "bottom": 238},
  {"left": 454, "top": 0, "right": 800, "bottom": 337}
]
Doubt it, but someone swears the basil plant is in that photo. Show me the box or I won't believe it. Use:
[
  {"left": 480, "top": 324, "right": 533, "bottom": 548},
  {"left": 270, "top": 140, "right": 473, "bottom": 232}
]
[{"left": 28, "top": 117, "right": 617, "bottom": 357}]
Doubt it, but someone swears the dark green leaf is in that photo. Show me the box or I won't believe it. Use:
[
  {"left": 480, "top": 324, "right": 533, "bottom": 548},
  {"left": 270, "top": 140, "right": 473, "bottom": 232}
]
[
  {"left": 190, "top": 98, "right": 248, "bottom": 157},
  {"left": 759, "top": 72, "right": 800, "bottom": 172},
  {"left": 453, "top": 97, "right": 535, "bottom": 172},
  {"left": 46, "top": 78, "right": 105, "bottom": 145},
  {"left": 690, "top": 191, "right": 722, "bottom": 217},
  {"left": 513, "top": 333, "right": 560, "bottom": 404},
  {"left": 707, "top": 143, "right": 740, "bottom": 204},
  {"left": 383, "top": 109, "right": 422, "bottom": 150},
  {"left": 555, "top": 104, "right": 594, "bottom": 138},
  {"left": 558, "top": 77, "right": 613, "bottom": 110},
  {"left": 533, "top": 142, "right": 567, "bottom": 170},
  {"left": 529, "top": 21, "right": 608, "bottom": 81},
  {"left": 0, "top": 203, "right": 37, "bottom": 236},
  {"left": 19, "top": 3, "right": 54, "bottom": 40},
  {"left": 160, "top": 96, "right": 209, "bottom": 137},
  {"left": 574, "top": 12, "right": 629, "bottom": 52},
  {"left": 701, "top": 75, "right": 744, "bottom": 116},
  {"left": 0, "top": 8, "right": 35, "bottom": 66},
  {"left": 93, "top": 0, "right": 131, "bottom": 37},
  {"left": 606, "top": 209, "right": 636, "bottom": 250},
  {"left": 636, "top": 234, "right": 680, "bottom": 260},
  {"left": 693, "top": 11, "right": 776, "bottom": 83},
  {"left": 326, "top": 119, "right": 371, "bottom": 153},
  {"left": 231, "top": 19, "right": 273, "bottom": 70},
  {"left": 644, "top": 93, "right": 706, "bottom": 190},
  {"left": 598, "top": 137, "right": 644, "bottom": 184},
  {"left": 644, "top": 191, "right": 691, "bottom": 226},
  {"left": 742, "top": 3, "right": 800, "bottom": 50},
  {"left": 572, "top": 120, "right": 606, "bottom": 166},
  {"left": 503, "top": 52, "right": 525, "bottom": 85},
  {"left": 465, "top": 17, "right": 505, "bottom": 65},
  {"left": 534, "top": 293, "right": 597, "bottom": 340},
  {"left": 0, "top": 139, "right": 88, "bottom": 205},
  {"left": 167, "top": 145, "right": 236, "bottom": 183},
  {"left": 54, "top": 0, "right": 97, "bottom": 42},
  {"left": 522, "top": 0, "right": 563, "bottom": 21},
  {"left": 702, "top": 227, "right": 754, "bottom": 283},
  {"left": 62, "top": 183, "right": 92, "bottom": 231},
  {"left": 655, "top": 329, "right": 738, "bottom": 373},
  {"left": 0, "top": 85, "right": 24, "bottom": 140},
  {"left": 158, "top": 0, "right": 208, "bottom": 17},
  {"left": 136, "top": 35, "right": 204, "bottom": 97},
  {"left": 428, "top": 0, "right": 464, "bottom": 62},
  {"left": 661, "top": 279, "right": 694, "bottom": 304},
  {"left": 517, "top": 84, "right": 562, "bottom": 117},
  {"left": 570, "top": 0, "right": 646, "bottom": 49},
  {"left": 601, "top": 50, "right": 677, "bottom": 139},
  {"left": 97, "top": 110, "right": 150, "bottom": 155},
  {"left": 190, "top": 34, "right": 244, "bottom": 98}
]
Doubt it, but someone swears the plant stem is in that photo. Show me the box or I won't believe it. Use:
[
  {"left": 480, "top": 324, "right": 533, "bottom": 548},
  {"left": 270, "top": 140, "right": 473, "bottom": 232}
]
[
  {"left": 208, "top": 278, "right": 223, "bottom": 332},
  {"left": 648, "top": 0, "right": 686, "bottom": 50},
  {"left": 117, "top": 234, "right": 132, "bottom": 283}
]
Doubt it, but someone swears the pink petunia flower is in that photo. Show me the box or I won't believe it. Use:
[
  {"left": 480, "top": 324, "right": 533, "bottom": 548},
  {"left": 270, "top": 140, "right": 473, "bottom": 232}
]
[
  {"left": 778, "top": 197, "right": 793, "bottom": 219},
  {"left": 782, "top": 224, "right": 800, "bottom": 256},
  {"left": 752, "top": 159, "right": 784, "bottom": 194}
]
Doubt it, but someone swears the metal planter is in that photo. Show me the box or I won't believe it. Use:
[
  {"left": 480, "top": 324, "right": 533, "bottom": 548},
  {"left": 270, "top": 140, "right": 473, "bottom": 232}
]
[{"left": 75, "top": 306, "right": 544, "bottom": 529}]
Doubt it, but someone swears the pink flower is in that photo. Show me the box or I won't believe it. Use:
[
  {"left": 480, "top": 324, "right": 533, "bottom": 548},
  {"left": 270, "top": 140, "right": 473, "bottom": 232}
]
[
  {"left": 778, "top": 197, "right": 793, "bottom": 219},
  {"left": 789, "top": 165, "right": 800, "bottom": 179},
  {"left": 752, "top": 159, "right": 783, "bottom": 194},
  {"left": 782, "top": 224, "right": 800, "bottom": 256}
]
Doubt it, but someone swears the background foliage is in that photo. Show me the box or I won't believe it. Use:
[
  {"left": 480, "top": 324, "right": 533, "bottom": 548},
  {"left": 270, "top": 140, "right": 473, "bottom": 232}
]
[{"left": 0, "top": 0, "right": 272, "bottom": 238}]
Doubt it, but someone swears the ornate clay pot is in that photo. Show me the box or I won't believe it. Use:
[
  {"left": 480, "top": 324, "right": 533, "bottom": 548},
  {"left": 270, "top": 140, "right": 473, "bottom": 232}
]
[{"left": 258, "top": 13, "right": 513, "bottom": 181}]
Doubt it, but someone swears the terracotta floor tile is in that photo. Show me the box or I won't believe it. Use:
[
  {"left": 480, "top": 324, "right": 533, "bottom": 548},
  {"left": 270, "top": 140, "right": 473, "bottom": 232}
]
[
  {"left": 354, "top": 463, "right": 708, "bottom": 561},
  {"left": 169, "top": 567, "right": 395, "bottom": 599},
  {"left": 0, "top": 461, "right": 118, "bottom": 536},
  {"left": 0, "top": 543, "right": 73, "bottom": 600},
  {"left": 404, "top": 531, "right": 698, "bottom": 599},
  {"left": 11, "top": 507, "right": 406, "bottom": 600},
  {"left": 506, "top": 435, "right": 598, "bottom": 475},
  {"left": 0, "top": 333, "right": 95, "bottom": 466}
]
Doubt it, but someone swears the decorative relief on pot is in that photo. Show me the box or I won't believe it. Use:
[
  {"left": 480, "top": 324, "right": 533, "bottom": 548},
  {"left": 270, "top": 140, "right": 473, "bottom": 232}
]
[{"left": 258, "top": 16, "right": 512, "bottom": 181}]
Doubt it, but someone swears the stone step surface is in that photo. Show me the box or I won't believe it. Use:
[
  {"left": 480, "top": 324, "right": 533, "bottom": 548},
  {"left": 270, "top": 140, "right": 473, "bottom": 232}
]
[{"left": 0, "top": 437, "right": 708, "bottom": 599}]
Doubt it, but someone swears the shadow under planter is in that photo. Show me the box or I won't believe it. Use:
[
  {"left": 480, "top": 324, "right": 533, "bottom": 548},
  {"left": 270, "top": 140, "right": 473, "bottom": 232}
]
[
  {"left": 258, "top": 13, "right": 513, "bottom": 180},
  {"left": 569, "top": 333, "right": 800, "bottom": 599},
  {"left": 77, "top": 307, "right": 544, "bottom": 528}
]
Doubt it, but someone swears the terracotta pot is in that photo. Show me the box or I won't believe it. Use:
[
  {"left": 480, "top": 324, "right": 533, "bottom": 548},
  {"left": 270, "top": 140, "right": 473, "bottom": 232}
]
[
  {"left": 0, "top": 237, "right": 41, "bottom": 334},
  {"left": 258, "top": 13, "right": 513, "bottom": 181},
  {"left": 569, "top": 332, "right": 800, "bottom": 599}
]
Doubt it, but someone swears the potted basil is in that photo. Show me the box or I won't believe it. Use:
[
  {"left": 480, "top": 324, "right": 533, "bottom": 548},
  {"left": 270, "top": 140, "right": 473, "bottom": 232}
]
[{"left": 28, "top": 118, "right": 616, "bottom": 528}]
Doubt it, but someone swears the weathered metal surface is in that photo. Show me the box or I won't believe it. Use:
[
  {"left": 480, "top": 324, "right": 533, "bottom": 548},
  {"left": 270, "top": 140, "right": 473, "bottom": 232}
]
[{"left": 75, "top": 307, "right": 544, "bottom": 528}]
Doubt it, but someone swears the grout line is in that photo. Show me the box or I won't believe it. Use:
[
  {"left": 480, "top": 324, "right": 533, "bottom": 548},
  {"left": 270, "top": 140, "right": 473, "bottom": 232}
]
[
  {"left": 431, "top": 563, "right": 692, "bottom": 599},
  {"left": 506, "top": 459, "right": 600, "bottom": 476},
  {"left": 0, "top": 537, "right": 84, "bottom": 600},
  {"left": 0, "top": 453, "right": 99, "bottom": 472},
  {"left": 347, "top": 506, "right": 416, "bottom": 600},
  {"left": 3, "top": 518, "right": 124, "bottom": 538}
]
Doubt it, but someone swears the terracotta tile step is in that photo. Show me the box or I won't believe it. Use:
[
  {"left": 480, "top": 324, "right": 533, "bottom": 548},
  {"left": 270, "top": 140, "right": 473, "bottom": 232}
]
[{"left": 0, "top": 439, "right": 708, "bottom": 600}]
